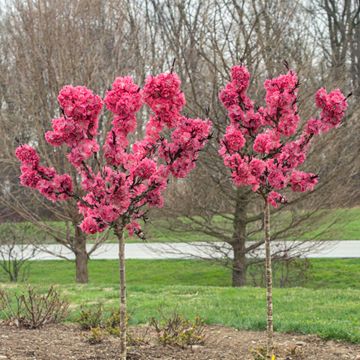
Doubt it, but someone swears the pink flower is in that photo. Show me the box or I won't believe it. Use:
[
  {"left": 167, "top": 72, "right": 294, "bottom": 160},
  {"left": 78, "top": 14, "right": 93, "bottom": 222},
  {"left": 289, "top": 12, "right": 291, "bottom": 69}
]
[
  {"left": 67, "top": 139, "right": 99, "bottom": 167},
  {"left": 277, "top": 113, "right": 299, "bottom": 136},
  {"left": 231, "top": 66, "right": 250, "bottom": 91},
  {"left": 220, "top": 126, "right": 246, "bottom": 155},
  {"left": 15, "top": 145, "right": 40, "bottom": 168},
  {"left": 104, "top": 76, "right": 142, "bottom": 116},
  {"left": 44, "top": 131, "right": 64, "bottom": 146},
  {"left": 253, "top": 130, "right": 281, "bottom": 154},
  {"left": 143, "top": 72, "right": 185, "bottom": 127},
  {"left": 53, "top": 174, "right": 73, "bottom": 200},
  {"left": 277, "top": 141, "right": 306, "bottom": 169},
  {"left": 241, "top": 110, "right": 262, "bottom": 134},
  {"left": 19, "top": 170, "right": 41, "bottom": 188},
  {"left": 304, "top": 118, "right": 324, "bottom": 136},
  {"left": 290, "top": 170, "right": 318, "bottom": 192},
  {"left": 160, "top": 117, "right": 212, "bottom": 178},
  {"left": 221, "top": 153, "right": 242, "bottom": 170},
  {"left": 126, "top": 221, "right": 142, "bottom": 237},
  {"left": 249, "top": 158, "right": 266, "bottom": 179},
  {"left": 58, "top": 85, "right": 103, "bottom": 122},
  {"left": 80, "top": 217, "right": 107, "bottom": 234},
  {"left": 315, "top": 88, "right": 347, "bottom": 131},
  {"left": 267, "top": 164, "right": 287, "bottom": 190},
  {"left": 133, "top": 158, "right": 157, "bottom": 179},
  {"left": 218, "top": 65, "right": 347, "bottom": 207},
  {"left": 268, "top": 191, "right": 286, "bottom": 208},
  {"left": 17, "top": 70, "right": 211, "bottom": 237},
  {"left": 219, "top": 83, "right": 239, "bottom": 108}
]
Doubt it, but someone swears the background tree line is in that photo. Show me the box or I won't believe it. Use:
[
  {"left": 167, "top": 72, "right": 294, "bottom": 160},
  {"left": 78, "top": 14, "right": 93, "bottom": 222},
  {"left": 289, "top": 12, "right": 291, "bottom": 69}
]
[{"left": 0, "top": 0, "right": 359, "bottom": 285}]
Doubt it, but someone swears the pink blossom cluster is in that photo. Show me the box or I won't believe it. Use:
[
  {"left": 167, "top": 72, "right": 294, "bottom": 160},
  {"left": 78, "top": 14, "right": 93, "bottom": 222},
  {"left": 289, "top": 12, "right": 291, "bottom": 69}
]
[
  {"left": 261, "top": 71, "right": 300, "bottom": 136},
  {"left": 219, "top": 65, "right": 348, "bottom": 207},
  {"left": 159, "top": 117, "right": 212, "bottom": 178},
  {"left": 45, "top": 86, "right": 103, "bottom": 167},
  {"left": 253, "top": 130, "right": 281, "bottom": 154},
  {"left": 142, "top": 72, "right": 186, "bottom": 128},
  {"left": 304, "top": 88, "right": 348, "bottom": 135},
  {"left": 80, "top": 70, "right": 211, "bottom": 233},
  {"left": 219, "top": 66, "right": 254, "bottom": 126},
  {"left": 103, "top": 76, "right": 143, "bottom": 167},
  {"left": 15, "top": 144, "right": 73, "bottom": 202},
  {"left": 17, "top": 71, "right": 211, "bottom": 236}
]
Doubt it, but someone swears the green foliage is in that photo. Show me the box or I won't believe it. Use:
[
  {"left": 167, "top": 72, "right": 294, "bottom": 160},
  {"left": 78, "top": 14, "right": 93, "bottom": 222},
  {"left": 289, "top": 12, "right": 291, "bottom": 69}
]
[
  {"left": 87, "top": 326, "right": 106, "bottom": 344},
  {"left": 78, "top": 303, "right": 103, "bottom": 330},
  {"left": 104, "top": 308, "right": 123, "bottom": 336},
  {"left": 150, "top": 311, "right": 205, "bottom": 347},
  {"left": 250, "top": 344, "right": 305, "bottom": 359},
  {"left": 77, "top": 305, "right": 143, "bottom": 344}
]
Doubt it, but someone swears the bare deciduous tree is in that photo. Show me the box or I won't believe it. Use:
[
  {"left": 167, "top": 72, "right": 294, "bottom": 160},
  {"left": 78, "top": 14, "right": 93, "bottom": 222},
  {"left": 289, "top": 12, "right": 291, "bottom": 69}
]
[
  {"left": 0, "top": 223, "right": 40, "bottom": 282},
  {"left": 145, "top": 0, "right": 359, "bottom": 286},
  {"left": 0, "top": 0, "right": 154, "bottom": 283}
]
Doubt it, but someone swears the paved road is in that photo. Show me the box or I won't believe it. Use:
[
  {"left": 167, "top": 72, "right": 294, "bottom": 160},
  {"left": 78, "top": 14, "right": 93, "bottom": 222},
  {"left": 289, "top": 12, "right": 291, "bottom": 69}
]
[{"left": 1, "top": 240, "right": 359, "bottom": 260}]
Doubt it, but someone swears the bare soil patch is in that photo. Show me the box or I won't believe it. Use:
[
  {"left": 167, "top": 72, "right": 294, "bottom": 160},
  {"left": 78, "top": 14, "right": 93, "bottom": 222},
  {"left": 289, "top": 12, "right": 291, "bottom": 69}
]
[{"left": 0, "top": 324, "right": 359, "bottom": 359}]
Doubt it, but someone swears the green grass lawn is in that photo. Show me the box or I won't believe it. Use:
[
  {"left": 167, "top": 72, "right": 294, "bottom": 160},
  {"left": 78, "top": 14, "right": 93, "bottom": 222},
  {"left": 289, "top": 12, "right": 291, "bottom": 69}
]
[
  {"left": 1, "top": 258, "right": 360, "bottom": 343},
  {"left": 8, "top": 258, "right": 360, "bottom": 289}
]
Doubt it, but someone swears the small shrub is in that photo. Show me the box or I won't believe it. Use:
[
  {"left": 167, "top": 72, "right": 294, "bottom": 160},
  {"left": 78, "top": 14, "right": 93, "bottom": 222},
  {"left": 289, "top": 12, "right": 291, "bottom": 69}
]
[
  {"left": 249, "top": 346, "right": 268, "bottom": 360},
  {"left": 0, "top": 223, "right": 42, "bottom": 282},
  {"left": 78, "top": 305, "right": 148, "bottom": 345},
  {"left": 105, "top": 308, "right": 120, "bottom": 335},
  {"left": 78, "top": 303, "right": 104, "bottom": 330},
  {"left": 0, "top": 286, "right": 68, "bottom": 328},
  {"left": 250, "top": 344, "right": 304, "bottom": 360},
  {"left": 87, "top": 326, "right": 106, "bottom": 344},
  {"left": 150, "top": 311, "right": 205, "bottom": 348}
]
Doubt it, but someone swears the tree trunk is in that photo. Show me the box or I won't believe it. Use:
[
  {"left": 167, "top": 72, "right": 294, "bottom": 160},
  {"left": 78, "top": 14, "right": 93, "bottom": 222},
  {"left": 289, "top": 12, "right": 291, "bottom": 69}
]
[
  {"left": 74, "top": 227, "right": 88, "bottom": 284},
  {"left": 264, "top": 198, "right": 273, "bottom": 358},
  {"left": 232, "top": 243, "right": 247, "bottom": 287},
  {"left": 114, "top": 224, "right": 127, "bottom": 360},
  {"left": 231, "top": 188, "right": 248, "bottom": 287}
]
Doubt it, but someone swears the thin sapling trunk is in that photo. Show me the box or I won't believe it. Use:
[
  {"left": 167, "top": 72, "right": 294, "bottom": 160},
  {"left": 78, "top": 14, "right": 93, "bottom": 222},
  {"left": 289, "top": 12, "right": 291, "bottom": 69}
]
[
  {"left": 264, "top": 198, "right": 273, "bottom": 358},
  {"left": 115, "top": 223, "right": 127, "bottom": 360}
]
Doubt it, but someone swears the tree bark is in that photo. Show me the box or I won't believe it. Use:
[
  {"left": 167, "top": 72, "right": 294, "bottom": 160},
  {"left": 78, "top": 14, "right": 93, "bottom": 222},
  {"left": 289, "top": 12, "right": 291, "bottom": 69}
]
[
  {"left": 114, "top": 224, "right": 127, "bottom": 360},
  {"left": 264, "top": 198, "right": 273, "bottom": 358},
  {"left": 74, "top": 227, "right": 88, "bottom": 284},
  {"left": 231, "top": 188, "right": 248, "bottom": 287},
  {"left": 232, "top": 243, "right": 247, "bottom": 287}
]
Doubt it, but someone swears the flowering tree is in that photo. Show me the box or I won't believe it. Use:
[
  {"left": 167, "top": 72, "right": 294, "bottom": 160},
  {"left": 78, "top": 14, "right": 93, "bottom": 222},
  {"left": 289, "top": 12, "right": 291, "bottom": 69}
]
[
  {"left": 16, "top": 72, "right": 211, "bottom": 359},
  {"left": 219, "top": 65, "right": 348, "bottom": 357}
]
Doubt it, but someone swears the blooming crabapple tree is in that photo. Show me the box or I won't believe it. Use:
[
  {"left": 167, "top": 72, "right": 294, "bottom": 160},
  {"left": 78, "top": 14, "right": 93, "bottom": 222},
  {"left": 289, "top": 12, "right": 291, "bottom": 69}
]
[
  {"left": 219, "top": 65, "right": 348, "bottom": 357},
  {"left": 16, "top": 72, "right": 211, "bottom": 359}
]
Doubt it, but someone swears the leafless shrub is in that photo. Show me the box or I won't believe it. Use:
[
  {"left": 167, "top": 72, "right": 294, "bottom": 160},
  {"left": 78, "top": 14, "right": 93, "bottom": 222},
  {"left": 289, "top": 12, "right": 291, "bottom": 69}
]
[
  {"left": 0, "top": 223, "right": 41, "bottom": 282},
  {"left": 0, "top": 286, "right": 69, "bottom": 328},
  {"left": 150, "top": 311, "right": 205, "bottom": 348}
]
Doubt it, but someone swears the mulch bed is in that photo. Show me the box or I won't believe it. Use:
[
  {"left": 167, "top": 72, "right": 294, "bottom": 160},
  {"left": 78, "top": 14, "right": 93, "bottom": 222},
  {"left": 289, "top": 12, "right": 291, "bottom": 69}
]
[{"left": 0, "top": 324, "right": 359, "bottom": 359}]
